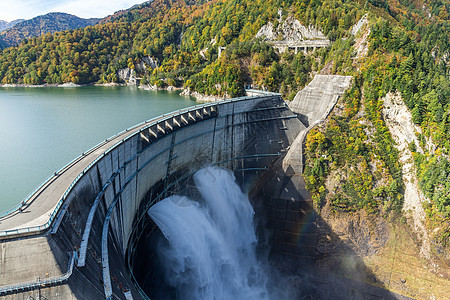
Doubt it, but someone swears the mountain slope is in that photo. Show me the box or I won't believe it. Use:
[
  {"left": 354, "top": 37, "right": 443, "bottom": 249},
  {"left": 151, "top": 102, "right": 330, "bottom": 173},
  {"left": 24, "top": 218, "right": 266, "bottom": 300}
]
[
  {"left": 0, "top": 0, "right": 448, "bottom": 296},
  {"left": 0, "top": 12, "right": 99, "bottom": 47},
  {"left": 0, "top": 19, "right": 25, "bottom": 32}
]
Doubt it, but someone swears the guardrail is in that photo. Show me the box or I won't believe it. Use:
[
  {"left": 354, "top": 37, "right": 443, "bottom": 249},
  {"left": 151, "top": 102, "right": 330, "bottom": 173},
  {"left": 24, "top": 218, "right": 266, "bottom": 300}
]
[
  {"left": 0, "top": 94, "right": 282, "bottom": 239},
  {"left": 0, "top": 251, "right": 77, "bottom": 295}
]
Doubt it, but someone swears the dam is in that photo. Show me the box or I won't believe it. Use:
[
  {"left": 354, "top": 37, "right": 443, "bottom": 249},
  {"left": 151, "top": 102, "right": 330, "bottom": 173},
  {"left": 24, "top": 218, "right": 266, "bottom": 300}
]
[{"left": 0, "top": 75, "right": 352, "bottom": 299}]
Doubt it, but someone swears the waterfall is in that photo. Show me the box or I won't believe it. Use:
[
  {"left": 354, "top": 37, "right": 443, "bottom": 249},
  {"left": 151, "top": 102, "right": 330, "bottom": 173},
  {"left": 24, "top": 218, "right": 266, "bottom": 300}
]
[{"left": 148, "top": 166, "right": 268, "bottom": 300}]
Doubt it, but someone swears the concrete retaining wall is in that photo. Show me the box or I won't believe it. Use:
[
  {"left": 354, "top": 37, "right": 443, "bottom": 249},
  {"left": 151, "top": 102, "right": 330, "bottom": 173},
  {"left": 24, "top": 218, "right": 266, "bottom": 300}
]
[{"left": 289, "top": 75, "right": 353, "bottom": 127}]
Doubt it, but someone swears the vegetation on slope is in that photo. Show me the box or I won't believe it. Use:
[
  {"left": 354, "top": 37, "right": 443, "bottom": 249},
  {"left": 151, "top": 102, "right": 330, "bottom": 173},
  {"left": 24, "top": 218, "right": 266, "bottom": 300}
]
[
  {"left": 0, "top": 0, "right": 448, "bottom": 250},
  {"left": 0, "top": 0, "right": 363, "bottom": 97},
  {"left": 304, "top": 0, "right": 449, "bottom": 248}
]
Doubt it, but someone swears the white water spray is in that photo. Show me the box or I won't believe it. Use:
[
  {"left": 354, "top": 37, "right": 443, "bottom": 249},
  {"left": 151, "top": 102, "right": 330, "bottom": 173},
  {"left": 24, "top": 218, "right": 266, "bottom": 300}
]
[{"left": 148, "top": 166, "right": 269, "bottom": 300}]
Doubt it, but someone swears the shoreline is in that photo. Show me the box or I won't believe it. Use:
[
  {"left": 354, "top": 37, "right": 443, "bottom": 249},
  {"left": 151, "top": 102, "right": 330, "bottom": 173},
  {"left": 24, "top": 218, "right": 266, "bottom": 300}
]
[
  {"left": 0, "top": 82, "right": 184, "bottom": 91},
  {"left": 0, "top": 82, "right": 124, "bottom": 88},
  {"left": 0, "top": 82, "right": 229, "bottom": 103},
  {"left": 179, "top": 87, "right": 229, "bottom": 102},
  {"left": 138, "top": 84, "right": 184, "bottom": 92}
]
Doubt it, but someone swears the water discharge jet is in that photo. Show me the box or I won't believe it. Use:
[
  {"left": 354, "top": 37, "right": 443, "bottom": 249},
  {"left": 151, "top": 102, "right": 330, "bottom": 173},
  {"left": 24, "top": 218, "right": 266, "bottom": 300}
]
[{"left": 147, "top": 167, "right": 268, "bottom": 299}]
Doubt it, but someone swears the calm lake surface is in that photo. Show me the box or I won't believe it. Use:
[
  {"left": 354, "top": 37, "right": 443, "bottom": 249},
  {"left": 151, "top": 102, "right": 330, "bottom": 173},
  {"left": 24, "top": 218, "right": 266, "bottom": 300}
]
[{"left": 0, "top": 86, "right": 196, "bottom": 212}]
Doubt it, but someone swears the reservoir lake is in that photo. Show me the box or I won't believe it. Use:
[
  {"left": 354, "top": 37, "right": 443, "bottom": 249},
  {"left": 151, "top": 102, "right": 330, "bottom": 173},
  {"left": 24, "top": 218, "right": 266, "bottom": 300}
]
[{"left": 0, "top": 86, "right": 196, "bottom": 212}]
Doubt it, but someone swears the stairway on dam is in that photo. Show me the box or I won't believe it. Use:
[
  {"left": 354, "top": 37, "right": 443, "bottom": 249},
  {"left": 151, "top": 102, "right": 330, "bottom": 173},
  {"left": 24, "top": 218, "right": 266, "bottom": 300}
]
[{"left": 0, "top": 76, "right": 352, "bottom": 299}]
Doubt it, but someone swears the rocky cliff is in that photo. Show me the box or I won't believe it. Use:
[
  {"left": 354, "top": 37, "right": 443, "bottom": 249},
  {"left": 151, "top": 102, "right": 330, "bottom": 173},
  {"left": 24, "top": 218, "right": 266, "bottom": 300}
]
[
  {"left": 117, "top": 68, "right": 136, "bottom": 84},
  {"left": 382, "top": 92, "right": 434, "bottom": 259},
  {"left": 256, "top": 15, "right": 327, "bottom": 42},
  {"left": 135, "top": 56, "right": 159, "bottom": 73}
]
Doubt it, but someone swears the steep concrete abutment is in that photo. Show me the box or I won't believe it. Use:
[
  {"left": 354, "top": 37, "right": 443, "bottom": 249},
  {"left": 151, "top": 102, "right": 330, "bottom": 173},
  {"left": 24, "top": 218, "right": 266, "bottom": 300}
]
[{"left": 251, "top": 75, "right": 353, "bottom": 262}]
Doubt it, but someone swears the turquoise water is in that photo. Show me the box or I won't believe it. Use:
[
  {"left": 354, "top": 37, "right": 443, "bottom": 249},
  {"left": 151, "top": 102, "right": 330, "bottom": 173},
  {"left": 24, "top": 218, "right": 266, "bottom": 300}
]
[{"left": 0, "top": 86, "right": 196, "bottom": 212}]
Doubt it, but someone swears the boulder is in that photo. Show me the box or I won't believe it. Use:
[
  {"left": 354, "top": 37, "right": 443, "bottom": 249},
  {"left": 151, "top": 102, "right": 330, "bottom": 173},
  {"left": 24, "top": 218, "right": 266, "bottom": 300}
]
[{"left": 117, "top": 68, "right": 136, "bottom": 84}]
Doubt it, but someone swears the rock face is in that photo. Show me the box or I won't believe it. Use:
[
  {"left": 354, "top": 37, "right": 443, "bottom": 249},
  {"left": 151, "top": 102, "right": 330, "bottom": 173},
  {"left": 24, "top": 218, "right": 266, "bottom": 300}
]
[
  {"left": 351, "top": 14, "right": 370, "bottom": 61},
  {"left": 317, "top": 210, "right": 389, "bottom": 257},
  {"left": 138, "top": 84, "right": 157, "bottom": 90},
  {"left": 353, "top": 28, "right": 370, "bottom": 60},
  {"left": 351, "top": 14, "right": 368, "bottom": 36},
  {"left": 255, "top": 14, "right": 329, "bottom": 54},
  {"left": 117, "top": 68, "right": 136, "bottom": 84},
  {"left": 135, "top": 56, "right": 158, "bottom": 73},
  {"left": 382, "top": 92, "right": 432, "bottom": 259},
  {"left": 256, "top": 15, "right": 327, "bottom": 42},
  {"left": 180, "top": 88, "right": 228, "bottom": 102}
]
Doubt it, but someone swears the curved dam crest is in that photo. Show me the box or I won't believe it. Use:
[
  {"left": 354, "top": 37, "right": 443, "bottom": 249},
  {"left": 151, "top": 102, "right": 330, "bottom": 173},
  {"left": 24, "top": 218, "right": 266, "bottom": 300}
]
[{"left": 0, "top": 76, "right": 352, "bottom": 299}]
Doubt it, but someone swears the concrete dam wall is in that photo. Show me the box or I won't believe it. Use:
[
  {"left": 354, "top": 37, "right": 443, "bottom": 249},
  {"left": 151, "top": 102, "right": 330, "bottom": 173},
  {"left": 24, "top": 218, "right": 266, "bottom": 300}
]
[
  {"left": 0, "top": 93, "right": 304, "bottom": 299},
  {"left": 0, "top": 76, "right": 352, "bottom": 299}
]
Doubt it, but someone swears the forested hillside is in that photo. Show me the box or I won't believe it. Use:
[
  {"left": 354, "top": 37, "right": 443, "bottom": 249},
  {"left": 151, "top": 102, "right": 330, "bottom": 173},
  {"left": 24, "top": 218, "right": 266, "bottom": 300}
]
[
  {"left": 303, "top": 0, "right": 450, "bottom": 250},
  {"left": 0, "top": 0, "right": 449, "bottom": 296},
  {"left": 0, "top": 0, "right": 448, "bottom": 259},
  {"left": 0, "top": 0, "right": 363, "bottom": 96}
]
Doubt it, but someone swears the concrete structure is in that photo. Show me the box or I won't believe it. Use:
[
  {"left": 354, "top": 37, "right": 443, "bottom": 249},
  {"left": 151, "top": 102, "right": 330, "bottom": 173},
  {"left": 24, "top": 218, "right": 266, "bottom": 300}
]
[
  {"left": 0, "top": 77, "right": 352, "bottom": 299},
  {"left": 271, "top": 39, "right": 330, "bottom": 54},
  {"left": 0, "top": 93, "right": 303, "bottom": 299},
  {"left": 289, "top": 75, "right": 353, "bottom": 127},
  {"left": 255, "top": 15, "right": 330, "bottom": 55}
]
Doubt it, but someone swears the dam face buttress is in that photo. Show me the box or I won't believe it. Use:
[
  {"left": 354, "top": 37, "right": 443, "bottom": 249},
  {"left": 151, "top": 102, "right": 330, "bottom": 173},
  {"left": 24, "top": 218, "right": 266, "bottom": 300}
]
[{"left": 0, "top": 76, "right": 352, "bottom": 299}]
